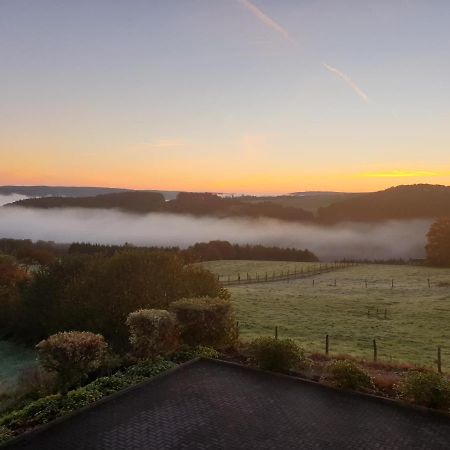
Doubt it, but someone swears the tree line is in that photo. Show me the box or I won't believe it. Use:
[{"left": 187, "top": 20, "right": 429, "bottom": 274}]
[
  {"left": 0, "top": 250, "right": 227, "bottom": 349},
  {"left": 8, "top": 185, "right": 450, "bottom": 224},
  {"left": 9, "top": 191, "right": 315, "bottom": 221}
]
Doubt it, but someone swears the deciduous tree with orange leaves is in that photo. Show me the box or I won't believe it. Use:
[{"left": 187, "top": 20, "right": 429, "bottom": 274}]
[{"left": 426, "top": 219, "right": 450, "bottom": 267}]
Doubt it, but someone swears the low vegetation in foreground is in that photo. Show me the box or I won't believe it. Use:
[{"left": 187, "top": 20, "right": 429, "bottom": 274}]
[{"left": 2, "top": 249, "right": 450, "bottom": 444}]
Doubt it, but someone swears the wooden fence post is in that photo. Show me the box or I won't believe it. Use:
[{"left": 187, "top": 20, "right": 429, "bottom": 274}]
[
  {"left": 312, "top": 279, "right": 315, "bottom": 287},
  {"left": 365, "top": 280, "right": 368, "bottom": 288},
  {"left": 391, "top": 279, "right": 394, "bottom": 289},
  {"left": 325, "top": 334, "right": 329, "bottom": 356},
  {"left": 373, "top": 339, "right": 378, "bottom": 362},
  {"left": 437, "top": 346, "right": 442, "bottom": 374},
  {"left": 428, "top": 278, "right": 431, "bottom": 288}
]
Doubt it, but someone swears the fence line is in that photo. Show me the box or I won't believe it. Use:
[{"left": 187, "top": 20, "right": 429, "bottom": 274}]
[
  {"left": 219, "top": 262, "right": 355, "bottom": 286},
  {"left": 268, "top": 327, "right": 446, "bottom": 372}
]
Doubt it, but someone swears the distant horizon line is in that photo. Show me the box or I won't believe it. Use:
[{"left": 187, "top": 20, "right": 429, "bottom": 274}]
[{"left": 1, "top": 182, "right": 449, "bottom": 197}]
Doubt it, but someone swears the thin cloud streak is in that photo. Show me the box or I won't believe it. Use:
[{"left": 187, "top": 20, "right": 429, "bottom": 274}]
[
  {"left": 323, "top": 63, "right": 369, "bottom": 102},
  {"left": 237, "top": 0, "right": 292, "bottom": 42}
]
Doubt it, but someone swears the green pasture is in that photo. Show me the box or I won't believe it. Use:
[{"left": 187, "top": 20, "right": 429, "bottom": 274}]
[{"left": 202, "top": 261, "right": 450, "bottom": 369}]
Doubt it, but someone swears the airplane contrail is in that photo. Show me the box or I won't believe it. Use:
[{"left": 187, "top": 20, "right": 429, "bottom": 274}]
[
  {"left": 237, "top": 0, "right": 292, "bottom": 42},
  {"left": 322, "top": 62, "right": 369, "bottom": 102}
]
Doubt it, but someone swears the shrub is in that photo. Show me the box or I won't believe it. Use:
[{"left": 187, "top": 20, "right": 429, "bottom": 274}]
[
  {"left": 126, "top": 309, "right": 179, "bottom": 359},
  {"left": 372, "top": 373, "right": 398, "bottom": 395},
  {"left": 249, "top": 337, "right": 304, "bottom": 372},
  {"left": 16, "top": 366, "right": 58, "bottom": 397},
  {"left": 327, "top": 360, "right": 373, "bottom": 390},
  {"left": 60, "top": 387, "right": 103, "bottom": 413},
  {"left": 85, "top": 375, "right": 132, "bottom": 396},
  {"left": 395, "top": 371, "right": 450, "bottom": 409},
  {"left": 171, "top": 345, "right": 219, "bottom": 363},
  {"left": 36, "top": 331, "right": 109, "bottom": 390},
  {"left": 124, "top": 358, "right": 176, "bottom": 379},
  {"left": 0, "top": 394, "right": 63, "bottom": 430},
  {"left": 0, "top": 426, "right": 13, "bottom": 444},
  {"left": 0, "top": 358, "right": 176, "bottom": 440},
  {"left": 171, "top": 297, "right": 238, "bottom": 348}
]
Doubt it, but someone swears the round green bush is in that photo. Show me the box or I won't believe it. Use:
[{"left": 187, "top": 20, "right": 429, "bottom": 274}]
[
  {"left": 0, "top": 426, "right": 13, "bottom": 444},
  {"left": 171, "top": 297, "right": 238, "bottom": 348},
  {"left": 328, "top": 360, "right": 373, "bottom": 390},
  {"left": 36, "top": 331, "right": 109, "bottom": 391},
  {"left": 249, "top": 337, "right": 304, "bottom": 372},
  {"left": 126, "top": 309, "right": 179, "bottom": 359},
  {"left": 395, "top": 371, "right": 450, "bottom": 409}
]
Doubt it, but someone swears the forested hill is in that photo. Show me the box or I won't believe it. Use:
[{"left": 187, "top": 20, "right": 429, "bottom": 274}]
[
  {"left": 7, "top": 185, "right": 450, "bottom": 223},
  {"left": 0, "top": 185, "right": 181, "bottom": 200},
  {"left": 7, "top": 191, "right": 166, "bottom": 214},
  {"left": 318, "top": 184, "right": 450, "bottom": 223},
  {"left": 8, "top": 191, "right": 315, "bottom": 221},
  {"left": 0, "top": 185, "right": 130, "bottom": 197}
]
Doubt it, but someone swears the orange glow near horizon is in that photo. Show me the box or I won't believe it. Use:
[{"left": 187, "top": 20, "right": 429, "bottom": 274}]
[{"left": 3, "top": 164, "right": 450, "bottom": 195}]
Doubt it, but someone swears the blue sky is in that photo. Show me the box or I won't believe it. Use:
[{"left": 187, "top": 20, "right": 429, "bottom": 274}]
[{"left": 1, "top": 0, "right": 449, "bottom": 193}]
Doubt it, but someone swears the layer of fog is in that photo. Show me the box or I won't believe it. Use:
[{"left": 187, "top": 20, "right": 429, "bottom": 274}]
[
  {"left": 0, "top": 194, "right": 29, "bottom": 207},
  {"left": 0, "top": 207, "right": 432, "bottom": 261}
]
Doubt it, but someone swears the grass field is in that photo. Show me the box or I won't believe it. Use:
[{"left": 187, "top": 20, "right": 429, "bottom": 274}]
[
  {"left": 202, "top": 261, "right": 450, "bottom": 369},
  {"left": 203, "top": 260, "right": 321, "bottom": 281},
  {"left": 0, "top": 342, "right": 35, "bottom": 390}
]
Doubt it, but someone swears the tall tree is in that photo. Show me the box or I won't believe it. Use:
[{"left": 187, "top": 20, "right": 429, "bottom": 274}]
[{"left": 426, "top": 219, "right": 450, "bottom": 267}]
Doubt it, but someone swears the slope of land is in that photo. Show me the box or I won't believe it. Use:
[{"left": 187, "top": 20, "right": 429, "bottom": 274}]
[
  {"left": 202, "top": 261, "right": 450, "bottom": 369},
  {"left": 240, "top": 192, "right": 361, "bottom": 214},
  {"left": 8, "top": 192, "right": 315, "bottom": 222},
  {"left": 0, "top": 186, "right": 180, "bottom": 201},
  {"left": 318, "top": 184, "right": 450, "bottom": 223},
  {"left": 7, "top": 191, "right": 166, "bottom": 214}
]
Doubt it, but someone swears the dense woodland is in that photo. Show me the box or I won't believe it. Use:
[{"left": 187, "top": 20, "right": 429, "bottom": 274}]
[
  {"left": 8, "top": 191, "right": 315, "bottom": 221},
  {"left": 317, "top": 185, "right": 450, "bottom": 223},
  {"left": 426, "top": 218, "right": 450, "bottom": 267},
  {"left": 187, "top": 240, "right": 318, "bottom": 262},
  {"left": 0, "top": 250, "right": 227, "bottom": 349},
  {"left": 7, "top": 184, "right": 450, "bottom": 224},
  {"left": 0, "top": 239, "right": 319, "bottom": 265}
]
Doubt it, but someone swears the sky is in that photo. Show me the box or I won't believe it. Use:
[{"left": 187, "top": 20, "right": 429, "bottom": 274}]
[{"left": 1, "top": 0, "right": 449, "bottom": 194}]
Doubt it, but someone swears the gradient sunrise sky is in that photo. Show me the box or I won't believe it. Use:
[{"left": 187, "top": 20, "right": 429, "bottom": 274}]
[{"left": 1, "top": 0, "right": 449, "bottom": 194}]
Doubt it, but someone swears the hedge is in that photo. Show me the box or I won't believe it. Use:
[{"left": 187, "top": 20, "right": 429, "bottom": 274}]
[{"left": 0, "top": 359, "right": 175, "bottom": 443}]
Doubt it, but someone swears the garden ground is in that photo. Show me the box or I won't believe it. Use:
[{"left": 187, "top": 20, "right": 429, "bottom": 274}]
[{"left": 3, "top": 359, "right": 450, "bottom": 450}]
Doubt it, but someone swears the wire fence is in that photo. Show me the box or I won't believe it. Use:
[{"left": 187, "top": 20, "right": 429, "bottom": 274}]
[{"left": 218, "top": 262, "right": 355, "bottom": 286}]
